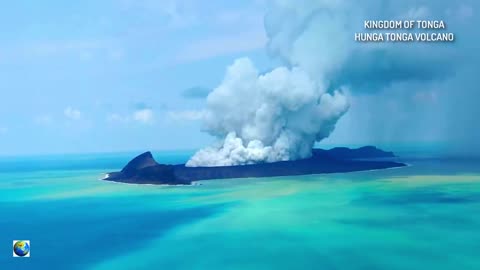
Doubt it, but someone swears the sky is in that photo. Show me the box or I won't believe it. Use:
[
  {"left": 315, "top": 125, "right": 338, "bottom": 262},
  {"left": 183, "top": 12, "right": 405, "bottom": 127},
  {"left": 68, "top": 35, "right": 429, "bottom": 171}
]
[
  {"left": 0, "top": 0, "right": 478, "bottom": 156},
  {"left": 0, "top": 0, "right": 273, "bottom": 155}
]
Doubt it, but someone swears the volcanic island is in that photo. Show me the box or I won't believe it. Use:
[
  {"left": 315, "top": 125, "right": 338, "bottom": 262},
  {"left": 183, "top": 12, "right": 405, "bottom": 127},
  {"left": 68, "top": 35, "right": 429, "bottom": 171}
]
[{"left": 103, "top": 146, "right": 406, "bottom": 185}]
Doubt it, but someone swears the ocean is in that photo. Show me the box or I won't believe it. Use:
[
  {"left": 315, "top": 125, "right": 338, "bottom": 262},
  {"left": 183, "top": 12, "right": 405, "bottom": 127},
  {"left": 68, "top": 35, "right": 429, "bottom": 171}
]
[{"left": 1, "top": 150, "right": 479, "bottom": 270}]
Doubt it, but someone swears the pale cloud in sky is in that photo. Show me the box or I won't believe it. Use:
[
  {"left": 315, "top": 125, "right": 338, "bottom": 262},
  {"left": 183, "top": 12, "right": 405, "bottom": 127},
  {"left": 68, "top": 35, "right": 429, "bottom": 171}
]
[
  {"left": 106, "top": 113, "right": 128, "bottom": 123},
  {"left": 133, "top": 108, "right": 154, "bottom": 124},
  {"left": 107, "top": 108, "right": 155, "bottom": 124},
  {"left": 64, "top": 107, "right": 82, "bottom": 120}
]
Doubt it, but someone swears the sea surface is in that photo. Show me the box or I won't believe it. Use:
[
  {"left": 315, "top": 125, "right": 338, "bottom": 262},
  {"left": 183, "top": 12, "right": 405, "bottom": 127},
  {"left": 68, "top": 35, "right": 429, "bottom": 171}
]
[{"left": 1, "top": 150, "right": 479, "bottom": 270}]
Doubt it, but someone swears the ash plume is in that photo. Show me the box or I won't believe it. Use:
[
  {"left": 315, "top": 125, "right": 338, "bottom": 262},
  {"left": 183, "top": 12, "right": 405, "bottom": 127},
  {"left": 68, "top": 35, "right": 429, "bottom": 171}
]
[
  {"left": 185, "top": 0, "right": 480, "bottom": 165},
  {"left": 186, "top": 1, "right": 355, "bottom": 167}
]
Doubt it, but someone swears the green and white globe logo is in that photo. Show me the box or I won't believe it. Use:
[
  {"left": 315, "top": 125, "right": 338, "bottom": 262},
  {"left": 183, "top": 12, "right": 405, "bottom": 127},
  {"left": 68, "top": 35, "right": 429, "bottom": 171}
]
[{"left": 13, "top": 240, "right": 30, "bottom": 257}]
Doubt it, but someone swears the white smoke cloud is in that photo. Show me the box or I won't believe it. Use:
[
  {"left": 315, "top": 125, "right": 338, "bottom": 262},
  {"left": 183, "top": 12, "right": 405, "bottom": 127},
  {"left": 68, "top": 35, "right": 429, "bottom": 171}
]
[
  {"left": 187, "top": 57, "right": 348, "bottom": 166},
  {"left": 187, "top": 0, "right": 357, "bottom": 167},
  {"left": 187, "top": 0, "right": 480, "bottom": 164}
]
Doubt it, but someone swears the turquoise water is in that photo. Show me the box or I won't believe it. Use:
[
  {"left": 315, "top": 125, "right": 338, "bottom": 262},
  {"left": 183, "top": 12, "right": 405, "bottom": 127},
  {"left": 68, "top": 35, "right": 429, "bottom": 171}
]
[{"left": 1, "top": 151, "right": 480, "bottom": 270}]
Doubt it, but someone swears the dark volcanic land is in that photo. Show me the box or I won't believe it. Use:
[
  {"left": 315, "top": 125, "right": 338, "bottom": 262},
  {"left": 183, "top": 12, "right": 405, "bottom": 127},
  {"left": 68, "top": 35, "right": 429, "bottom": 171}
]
[{"left": 103, "top": 146, "right": 406, "bottom": 185}]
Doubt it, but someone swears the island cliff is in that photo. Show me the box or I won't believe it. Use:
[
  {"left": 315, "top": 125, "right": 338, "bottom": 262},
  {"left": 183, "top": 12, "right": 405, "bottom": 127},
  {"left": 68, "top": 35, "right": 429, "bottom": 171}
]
[{"left": 103, "top": 146, "right": 406, "bottom": 185}]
